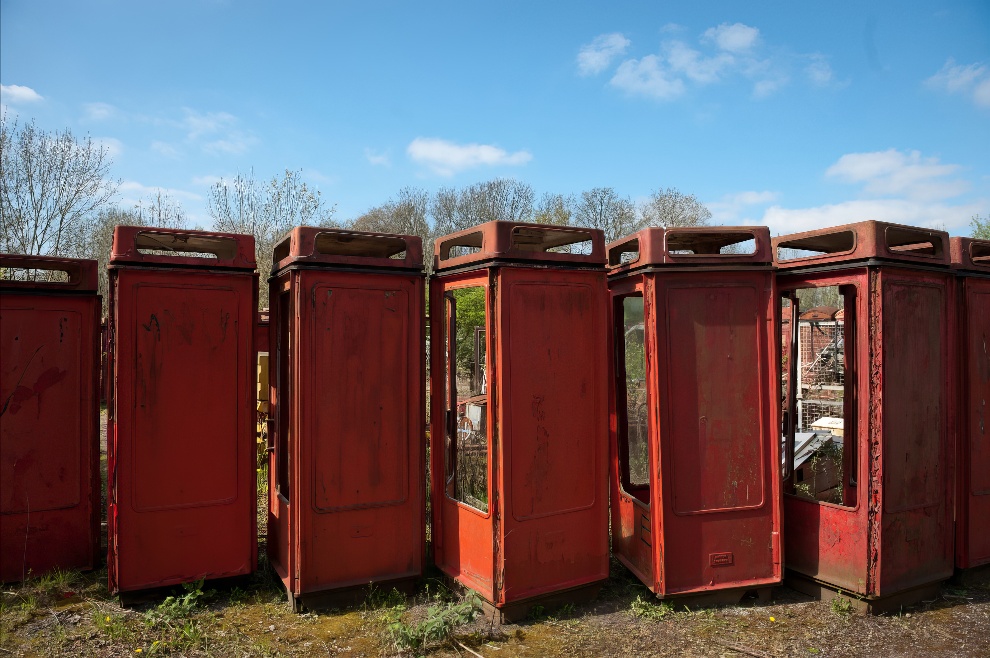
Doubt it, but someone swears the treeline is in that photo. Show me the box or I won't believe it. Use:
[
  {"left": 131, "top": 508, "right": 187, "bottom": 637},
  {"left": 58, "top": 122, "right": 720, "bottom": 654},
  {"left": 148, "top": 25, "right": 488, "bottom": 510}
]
[{"left": 1, "top": 115, "right": 712, "bottom": 310}]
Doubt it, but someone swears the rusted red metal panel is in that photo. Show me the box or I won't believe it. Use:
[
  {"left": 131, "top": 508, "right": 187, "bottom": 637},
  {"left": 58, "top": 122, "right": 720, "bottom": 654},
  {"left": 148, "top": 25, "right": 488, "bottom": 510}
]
[
  {"left": 950, "top": 237, "right": 990, "bottom": 570},
  {"left": 430, "top": 222, "right": 610, "bottom": 618},
  {"left": 775, "top": 220, "right": 954, "bottom": 606},
  {"left": 107, "top": 227, "right": 258, "bottom": 595},
  {"left": 1, "top": 254, "right": 101, "bottom": 582},
  {"left": 606, "top": 227, "right": 782, "bottom": 600},
  {"left": 773, "top": 220, "right": 949, "bottom": 269},
  {"left": 267, "top": 228, "right": 425, "bottom": 610}
]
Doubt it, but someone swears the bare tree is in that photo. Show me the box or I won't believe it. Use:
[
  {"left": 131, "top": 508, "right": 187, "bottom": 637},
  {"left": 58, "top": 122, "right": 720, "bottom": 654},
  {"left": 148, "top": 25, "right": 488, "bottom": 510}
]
[
  {"left": 351, "top": 187, "right": 434, "bottom": 270},
  {"left": 134, "top": 189, "right": 187, "bottom": 229},
  {"left": 430, "top": 178, "right": 535, "bottom": 237},
  {"left": 0, "top": 114, "right": 119, "bottom": 256},
  {"left": 533, "top": 192, "right": 574, "bottom": 226},
  {"left": 208, "top": 168, "right": 336, "bottom": 309},
  {"left": 573, "top": 187, "right": 638, "bottom": 243},
  {"left": 639, "top": 187, "right": 711, "bottom": 229}
]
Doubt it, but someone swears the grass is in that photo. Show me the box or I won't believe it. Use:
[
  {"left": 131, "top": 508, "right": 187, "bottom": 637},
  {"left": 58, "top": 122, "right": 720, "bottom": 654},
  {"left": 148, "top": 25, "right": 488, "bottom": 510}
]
[{"left": 630, "top": 594, "right": 674, "bottom": 621}]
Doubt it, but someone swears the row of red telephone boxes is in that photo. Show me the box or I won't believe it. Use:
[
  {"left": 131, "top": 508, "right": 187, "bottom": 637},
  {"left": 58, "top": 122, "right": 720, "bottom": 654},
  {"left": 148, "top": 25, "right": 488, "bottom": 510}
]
[{"left": 1, "top": 220, "right": 984, "bottom": 616}]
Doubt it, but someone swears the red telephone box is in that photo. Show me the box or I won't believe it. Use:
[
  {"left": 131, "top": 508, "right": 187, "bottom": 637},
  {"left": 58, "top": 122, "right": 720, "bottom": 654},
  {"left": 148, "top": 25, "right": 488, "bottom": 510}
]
[
  {"left": 605, "top": 227, "right": 782, "bottom": 603},
  {"left": 429, "top": 221, "right": 610, "bottom": 621},
  {"left": 774, "top": 220, "right": 954, "bottom": 612},
  {"left": 949, "top": 237, "right": 990, "bottom": 573},
  {"left": 1, "top": 255, "right": 101, "bottom": 582},
  {"left": 107, "top": 227, "right": 258, "bottom": 596},
  {"left": 267, "top": 228, "right": 426, "bottom": 611}
]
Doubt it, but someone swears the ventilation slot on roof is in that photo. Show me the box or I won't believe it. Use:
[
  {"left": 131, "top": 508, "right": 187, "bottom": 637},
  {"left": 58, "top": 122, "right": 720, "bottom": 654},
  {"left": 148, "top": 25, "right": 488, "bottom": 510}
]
[{"left": 776, "top": 231, "right": 856, "bottom": 261}]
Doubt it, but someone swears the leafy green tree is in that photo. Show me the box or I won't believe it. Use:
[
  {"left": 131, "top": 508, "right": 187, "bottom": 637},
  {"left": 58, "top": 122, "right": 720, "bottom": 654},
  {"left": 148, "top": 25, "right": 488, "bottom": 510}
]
[{"left": 971, "top": 213, "right": 990, "bottom": 239}]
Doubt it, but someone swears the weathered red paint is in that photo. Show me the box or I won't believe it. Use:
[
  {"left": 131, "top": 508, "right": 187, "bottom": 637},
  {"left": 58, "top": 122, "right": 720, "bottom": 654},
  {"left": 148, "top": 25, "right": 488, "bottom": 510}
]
[
  {"left": 606, "top": 227, "right": 782, "bottom": 600},
  {"left": 429, "top": 222, "right": 610, "bottom": 619},
  {"left": 107, "top": 226, "right": 258, "bottom": 595},
  {"left": 267, "top": 228, "right": 425, "bottom": 610},
  {"left": 774, "top": 221, "right": 954, "bottom": 607},
  {"left": 1, "top": 255, "right": 101, "bottom": 582},
  {"left": 949, "top": 237, "right": 990, "bottom": 571}
]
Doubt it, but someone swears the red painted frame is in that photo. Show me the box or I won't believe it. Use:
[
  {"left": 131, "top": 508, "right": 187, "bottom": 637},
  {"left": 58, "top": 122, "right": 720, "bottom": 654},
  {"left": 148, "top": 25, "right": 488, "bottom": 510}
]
[
  {"left": 950, "top": 237, "right": 990, "bottom": 570},
  {"left": 1, "top": 254, "right": 101, "bottom": 582},
  {"left": 606, "top": 227, "right": 782, "bottom": 598},
  {"left": 774, "top": 221, "right": 955, "bottom": 601},
  {"left": 266, "top": 228, "right": 425, "bottom": 609},
  {"left": 429, "top": 222, "right": 610, "bottom": 613},
  {"left": 107, "top": 226, "right": 258, "bottom": 594}
]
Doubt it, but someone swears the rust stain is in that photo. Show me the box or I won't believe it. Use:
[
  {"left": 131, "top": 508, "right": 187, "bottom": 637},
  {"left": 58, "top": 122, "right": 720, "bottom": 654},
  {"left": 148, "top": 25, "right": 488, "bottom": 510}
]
[
  {"left": 0, "top": 344, "right": 43, "bottom": 417},
  {"left": 867, "top": 270, "right": 883, "bottom": 595},
  {"left": 2, "top": 366, "right": 68, "bottom": 416},
  {"left": 141, "top": 314, "right": 161, "bottom": 340}
]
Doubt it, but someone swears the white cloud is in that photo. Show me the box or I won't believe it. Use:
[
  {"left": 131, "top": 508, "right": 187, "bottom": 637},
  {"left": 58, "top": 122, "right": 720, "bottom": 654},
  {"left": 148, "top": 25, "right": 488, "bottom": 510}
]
[
  {"left": 664, "top": 41, "right": 733, "bottom": 84},
  {"left": 610, "top": 55, "right": 685, "bottom": 100},
  {"left": 925, "top": 58, "right": 990, "bottom": 109},
  {"left": 407, "top": 137, "right": 532, "bottom": 176},
  {"left": 365, "top": 148, "right": 391, "bottom": 167},
  {"left": 203, "top": 134, "right": 256, "bottom": 156},
  {"left": 0, "top": 84, "right": 43, "bottom": 104},
  {"left": 702, "top": 23, "right": 760, "bottom": 54},
  {"left": 577, "top": 33, "right": 631, "bottom": 76},
  {"left": 191, "top": 175, "right": 222, "bottom": 187},
  {"left": 761, "top": 199, "right": 982, "bottom": 236},
  {"left": 83, "top": 102, "right": 116, "bottom": 121},
  {"left": 825, "top": 149, "right": 966, "bottom": 201},
  {"left": 755, "top": 149, "right": 982, "bottom": 236},
  {"left": 118, "top": 180, "right": 203, "bottom": 207},
  {"left": 708, "top": 190, "right": 779, "bottom": 223},
  {"left": 589, "top": 21, "right": 839, "bottom": 102}
]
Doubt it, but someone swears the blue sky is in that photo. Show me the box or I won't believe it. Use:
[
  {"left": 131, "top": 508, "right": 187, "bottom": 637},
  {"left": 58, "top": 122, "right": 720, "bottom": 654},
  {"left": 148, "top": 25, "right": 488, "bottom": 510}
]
[{"left": 2, "top": 0, "right": 988, "bottom": 236}]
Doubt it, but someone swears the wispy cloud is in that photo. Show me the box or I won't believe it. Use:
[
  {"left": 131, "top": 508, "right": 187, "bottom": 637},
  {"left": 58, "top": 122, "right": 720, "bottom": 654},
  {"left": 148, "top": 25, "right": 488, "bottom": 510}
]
[
  {"left": 151, "top": 141, "right": 180, "bottom": 158},
  {"left": 708, "top": 190, "right": 779, "bottom": 224},
  {"left": 365, "top": 148, "right": 391, "bottom": 167},
  {"left": 585, "top": 23, "right": 841, "bottom": 101},
  {"left": 407, "top": 137, "right": 532, "bottom": 176},
  {"left": 825, "top": 149, "right": 967, "bottom": 201},
  {"left": 702, "top": 23, "right": 760, "bottom": 54},
  {"left": 179, "top": 108, "right": 257, "bottom": 155},
  {"left": 610, "top": 56, "right": 685, "bottom": 100},
  {"left": 93, "top": 136, "right": 123, "bottom": 159},
  {"left": 118, "top": 180, "right": 203, "bottom": 208},
  {"left": 83, "top": 102, "right": 116, "bottom": 121},
  {"left": 757, "top": 149, "right": 981, "bottom": 235},
  {"left": 925, "top": 58, "right": 990, "bottom": 109},
  {"left": 577, "top": 33, "right": 631, "bottom": 76}
]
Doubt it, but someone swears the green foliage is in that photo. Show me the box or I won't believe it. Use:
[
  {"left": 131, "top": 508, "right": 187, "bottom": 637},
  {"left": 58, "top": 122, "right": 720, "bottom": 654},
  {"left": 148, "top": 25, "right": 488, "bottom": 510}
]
[
  {"left": 144, "top": 579, "right": 207, "bottom": 626},
  {"left": 972, "top": 214, "right": 990, "bottom": 240},
  {"left": 451, "top": 287, "right": 487, "bottom": 377},
  {"left": 830, "top": 593, "right": 854, "bottom": 615},
  {"left": 388, "top": 592, "right": 483, "bottom": 651},
  {"left": 94, "top": 612, "right": 132, "bottom": 641},
  {"left": 631, "top": 595, "right": 674, "bottom": 621}
]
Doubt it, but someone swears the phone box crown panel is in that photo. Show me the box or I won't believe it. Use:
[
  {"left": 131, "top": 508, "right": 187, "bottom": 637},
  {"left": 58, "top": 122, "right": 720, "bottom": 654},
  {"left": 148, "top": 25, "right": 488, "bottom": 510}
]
[
  {"left": 772, "top": 220, "right": 949, "bottom": 269},
  {"left": 271, "top": 227, "right": 423, "bottom": 273},
  {"left": 607, "top": 226, "right": 772, "bottom": 274},
  {"left": 950, "top": 237, "right": 990, "bottom": 273},
  {"left": 109, "top": 225, "right": 256, "bottom": 270},
  {"left": 434, "top": 221, "right": 605, "bottom": 272},
  {"left": 0, "top": 254, "right": 98, "bottom": 292}
]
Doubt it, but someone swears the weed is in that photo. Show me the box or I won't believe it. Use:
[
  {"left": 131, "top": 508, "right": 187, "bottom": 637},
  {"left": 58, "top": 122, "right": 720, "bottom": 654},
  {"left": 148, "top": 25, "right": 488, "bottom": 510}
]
[
  {"left": 830, "top": 594, "right": 854, "bottom": 615},
  {"left": 34, "top": 568, "right": 81, "bottom": 596},
  {"left": 631, "top": 595, "right": 674, "bottom": 621},
  {"left": 145, "top": 579, "right": 208, "bottom": 625},
  {"left": 94, "top": 611, "right": 132, "bottom": 641},
  {"left": 557, "top": 602, "right": 576, "bottom": 618},
  {"left": 366, "top": 585, "right": 408, "bottom": 625},
  {"left": 389, "top": 592, "right": 483, "bottom": 651},
  {"left": 527, "top": 604, "right": 546, "bottom": 620}
]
